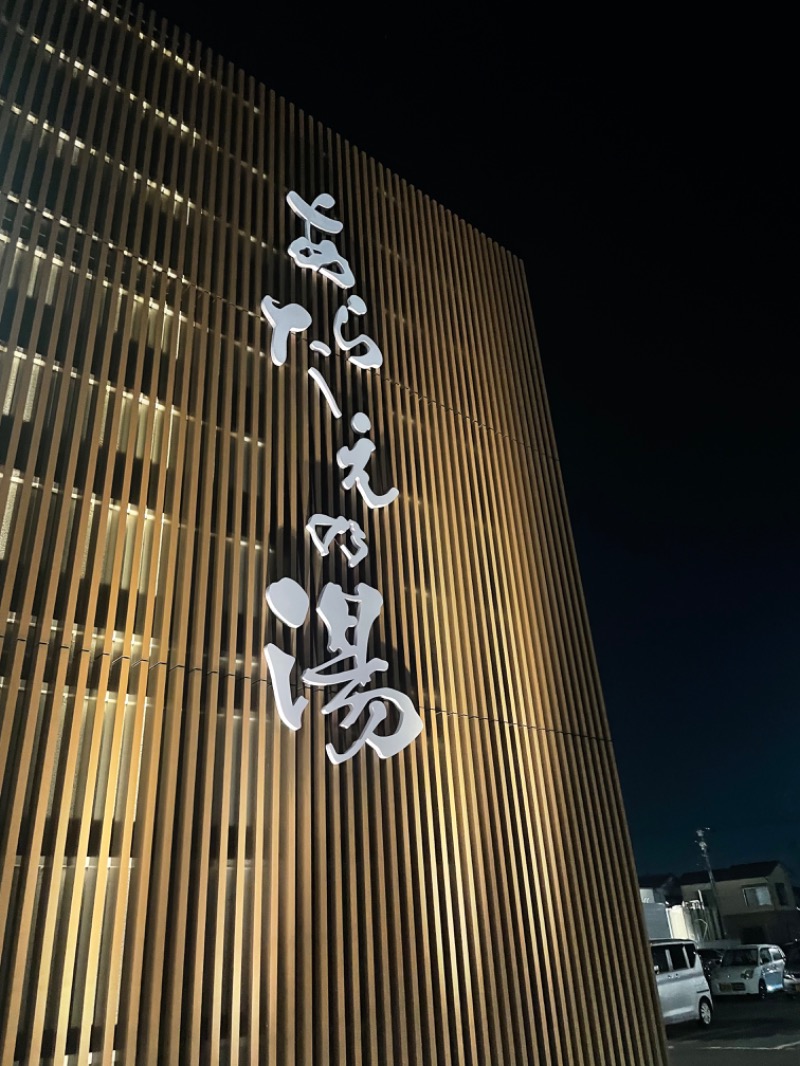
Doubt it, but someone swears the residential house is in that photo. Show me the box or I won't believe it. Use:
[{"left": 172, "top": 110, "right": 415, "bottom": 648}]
[{"left": 680, "top": 861, "right": 800, "bottom": 945}]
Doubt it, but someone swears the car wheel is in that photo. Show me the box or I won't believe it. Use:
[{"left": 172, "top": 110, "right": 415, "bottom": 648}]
[
  {"left": 758, "top": 980, "right": 767, "bottom": 1000},
  {"left": 698, "top": 997, "right": 713, "bottom": 1028}
]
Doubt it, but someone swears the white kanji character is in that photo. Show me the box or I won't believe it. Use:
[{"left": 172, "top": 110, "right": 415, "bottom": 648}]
[
  {"left": 333, "top": 295, "right": 383, "bottom": 369},
  {"left": 337, "top": 413, "right": 399, "bottom": 509},
  {"left": 264, "top": 578, "right": 309, "bottom": 730},
  {"left": 261, "top": 295, "right": 312, "bottom": 367},
  {"left": 306, "top": 514, "right": 369, "bottom": 567},
  {"left": 303, "top": 583, "right": 422, "bottom": 763},
  {"left": 286, "top": 190, "right": 355, "bottom": 289},
  {"left": 286, "top": 191, "right": 343, "bottom": 235}
]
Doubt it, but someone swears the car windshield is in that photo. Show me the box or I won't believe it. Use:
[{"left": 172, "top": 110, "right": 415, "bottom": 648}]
[{"left": 721, "top": 948, "right": 759, "bottom": 966}]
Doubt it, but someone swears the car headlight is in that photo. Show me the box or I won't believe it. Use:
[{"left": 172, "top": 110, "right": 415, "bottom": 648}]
[{"left": 742, "top": 970, "right": 754, "bottom": 979}]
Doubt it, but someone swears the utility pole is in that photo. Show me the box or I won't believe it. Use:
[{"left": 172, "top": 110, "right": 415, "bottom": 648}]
[{"left": 696, "top": 828, "right": 726, "bottom": 939}]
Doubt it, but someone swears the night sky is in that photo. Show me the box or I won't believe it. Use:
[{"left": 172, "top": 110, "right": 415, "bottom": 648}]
[{"left": 149, "top": 7, "right": 798, "bottom": 881}]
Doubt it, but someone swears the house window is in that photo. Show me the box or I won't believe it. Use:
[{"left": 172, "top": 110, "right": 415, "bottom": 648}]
[
  {"left": 776, "top": 882, "right": 788, "bottom": 906},
  {"left": 742, "top": 885, "right": 771, "bottom": 907}
]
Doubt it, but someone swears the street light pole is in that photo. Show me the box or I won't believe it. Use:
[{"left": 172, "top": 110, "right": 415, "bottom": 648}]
[{"left": 696, "top": 827, "right": 727, "bottom": 939}]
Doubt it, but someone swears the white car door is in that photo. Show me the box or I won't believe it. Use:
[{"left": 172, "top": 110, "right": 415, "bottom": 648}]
[
  {"left": 666, "top": 943, "right": 696, "bottom": 1023},
  {"left": 652, "top": 945, "right": 680, "bottom": 1023},
  {"left": 769, "top": 948, "right": 785, "bottom": 991}
]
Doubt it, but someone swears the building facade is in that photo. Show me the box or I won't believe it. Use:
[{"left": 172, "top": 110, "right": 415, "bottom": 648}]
[
  {"left": 639, "top": 874, "right": 720, "bottom": 943},
  {"left": 681, "top": 862, "right": 800, "bottom": 946},
  {"left": 0, "top": 1, "right": 667, "bottom": 1063}
]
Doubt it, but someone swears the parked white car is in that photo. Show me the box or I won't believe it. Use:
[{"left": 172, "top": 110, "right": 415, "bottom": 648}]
[
  {"left": 784, "top": 947, "right": 800, "bottom": 995},
  {"left": 650, "top": 939, "right": 713, "bottom": 1027},
  {"left": 711, "top": 944, "right": 785, "bottom": 998}
]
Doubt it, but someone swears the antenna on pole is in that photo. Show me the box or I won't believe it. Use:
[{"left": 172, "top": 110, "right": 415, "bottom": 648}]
[{"left": 695, "top": 827, "right": 726, "bottom": 938}]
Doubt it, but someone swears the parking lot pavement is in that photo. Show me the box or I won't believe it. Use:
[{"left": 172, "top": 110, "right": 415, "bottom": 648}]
[{"left": 667, "top": 995, "right": 800, "bottom": 1064}]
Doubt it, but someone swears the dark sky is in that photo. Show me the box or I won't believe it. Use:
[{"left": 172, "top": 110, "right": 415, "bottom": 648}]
[{"left": 149, "top": 7, "right": 798, "bottom": 881}]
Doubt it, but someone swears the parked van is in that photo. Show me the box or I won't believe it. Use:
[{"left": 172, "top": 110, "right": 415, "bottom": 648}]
[{"left": 650, "top": 939, "right": 713, "bottom": 1027}]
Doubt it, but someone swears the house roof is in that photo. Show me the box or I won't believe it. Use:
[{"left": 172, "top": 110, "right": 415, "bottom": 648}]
[
  {"left": 638, "top": 873, "right": 677, "bottom": 889},
  {"left": 679, "top": 861, "right": 782, "bottom": 885}
]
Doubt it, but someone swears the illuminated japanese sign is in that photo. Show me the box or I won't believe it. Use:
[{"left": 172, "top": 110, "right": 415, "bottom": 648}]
[{"left": 261, "top": 191, "right": 423, "bottom": 764}]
